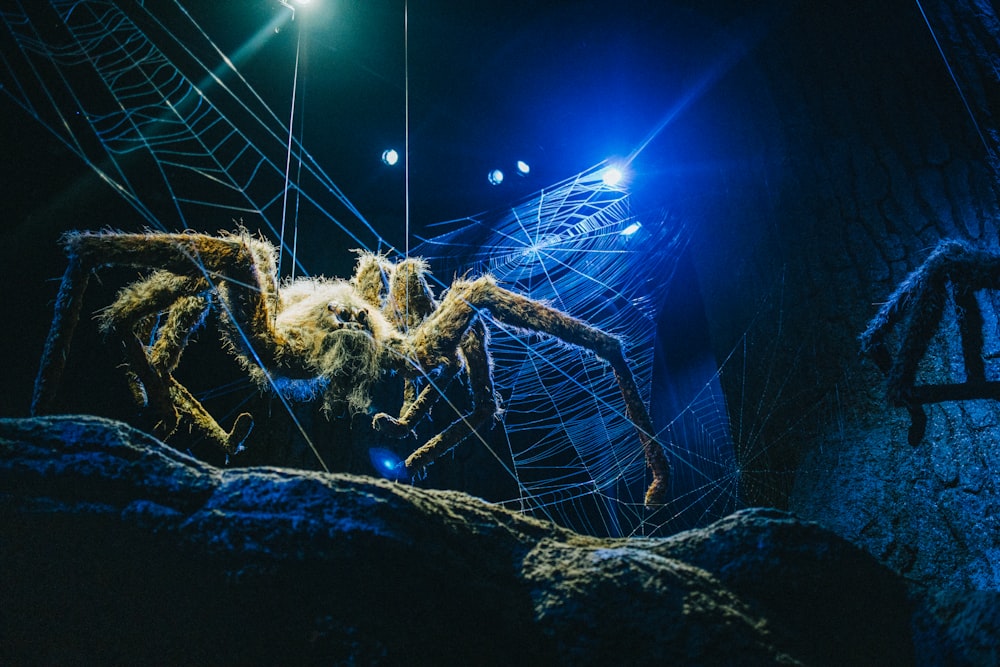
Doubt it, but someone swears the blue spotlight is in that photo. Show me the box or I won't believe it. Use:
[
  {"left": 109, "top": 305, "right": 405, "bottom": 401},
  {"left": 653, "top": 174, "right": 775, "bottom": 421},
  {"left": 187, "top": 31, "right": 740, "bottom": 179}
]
[
  {"left": 621, "top": 221, "right": 642, "bottom": 237},
  {"left": 369, "top": 447, "right": 408, "bottom": 480},
  {"left": 516, "top": 160, "right": 530, "bottom": 176},
  {"left": 601, "top": 165, "right": 625, "bottom": 187},
  {"left": 488, "top": 168, "right": 504, "bottom": 185},
  {"left": 381, "top": 148, "right": 399, "bottom": 166}
]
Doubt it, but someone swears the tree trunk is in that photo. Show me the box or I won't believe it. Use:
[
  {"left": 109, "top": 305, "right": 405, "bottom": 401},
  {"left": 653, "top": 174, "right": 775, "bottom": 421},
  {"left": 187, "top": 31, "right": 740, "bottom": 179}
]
[{"left": 679, "top": 0, "right": 1000, "bottom": 590}]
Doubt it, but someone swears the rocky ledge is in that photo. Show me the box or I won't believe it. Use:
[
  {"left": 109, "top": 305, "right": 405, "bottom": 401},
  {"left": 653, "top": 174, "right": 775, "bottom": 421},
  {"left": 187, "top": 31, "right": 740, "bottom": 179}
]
[{"left": 0, "top": 415, "right": 917, "bottom": 665}]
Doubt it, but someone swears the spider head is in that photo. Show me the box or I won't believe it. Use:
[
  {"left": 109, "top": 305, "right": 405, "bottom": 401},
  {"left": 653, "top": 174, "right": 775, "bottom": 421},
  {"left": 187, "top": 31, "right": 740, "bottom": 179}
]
[{"left": 326, "top": 301, "right": 370, "bottom": 331}]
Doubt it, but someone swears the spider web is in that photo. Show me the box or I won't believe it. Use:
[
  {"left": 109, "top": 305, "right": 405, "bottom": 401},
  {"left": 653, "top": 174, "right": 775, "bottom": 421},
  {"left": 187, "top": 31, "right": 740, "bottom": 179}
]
[
  {"left": 0, "top": 0, "right": 380, "bottom": 261},
  {"left": 415, "top": 176, "right": 744, "bottom": 536},
  {"left": 1, "top": 0, "right": 759, "bottom": 537}
]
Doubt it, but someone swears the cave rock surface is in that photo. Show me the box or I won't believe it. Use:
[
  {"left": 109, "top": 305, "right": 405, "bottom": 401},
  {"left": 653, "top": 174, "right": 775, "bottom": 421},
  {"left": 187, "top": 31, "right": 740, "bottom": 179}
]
[{"left": 1, "top": 415, "right": 915, "bottom": 665}]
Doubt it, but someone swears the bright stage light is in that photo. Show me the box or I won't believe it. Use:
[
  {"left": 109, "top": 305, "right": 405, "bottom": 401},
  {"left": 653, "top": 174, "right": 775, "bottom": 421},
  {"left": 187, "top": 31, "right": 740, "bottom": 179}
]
[
  {"left": 601, "top": 166, "right": 624, "bottom": 187},
  {"left": 278, "top": 0, "right": 313, "bottom": 12},
  {"left": 381, "top": 148, "right": 399, "bottom": 166},
  {"left": 516, "top": 160, "right": 530, "bottom": 175},
  {"left": 488, "top": 168, "right": 504, "bottom": 185}
]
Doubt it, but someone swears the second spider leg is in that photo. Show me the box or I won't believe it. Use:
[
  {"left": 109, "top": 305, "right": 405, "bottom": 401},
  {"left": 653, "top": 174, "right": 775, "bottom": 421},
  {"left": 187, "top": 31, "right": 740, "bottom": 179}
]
[
  {"left": 50, "top": 230, "right": 279, "bottom": 453},
  {"left": 367, "top": 253, "right": 456, "bottom": 439},
  {"left": 102, "top": 271, "right": 254, "bottom": 451},
  {"left": 410, "top": 276, "right": 670, "bottom": 505},
  {"left": 101, "top": 271, "right": 207, "bottom": 414},
  {"left": 402, "top": 320, "right": 500, "bottom": 474},
  {"left": 862, "top": 239, "right": 1000, "bottom": 444}
]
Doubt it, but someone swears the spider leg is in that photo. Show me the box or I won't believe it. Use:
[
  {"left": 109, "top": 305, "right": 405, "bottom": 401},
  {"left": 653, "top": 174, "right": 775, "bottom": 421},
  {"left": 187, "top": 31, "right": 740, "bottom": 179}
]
[
  {"left": 351, "top": 250, "right": 391, "bottom": 310},
  {"left": 364, "top": 253, "right": 457, "bottom": 438},
  {"left": 861, "top": 240, "right": 975, "bottom": 372},
  {"left": 887, "top": 272, "right": 948, "bottom": 408},
  {"left": 101, "top": 270, "right": 254, "bottom": 452},
  {"left": 386, "top": 256, "right": 436, "bottom": 329},
  {"left": 372, "top": 356, "right": 462, "bottom": 438},
  {"left": 402, "top": 320, "right": 500, "bottom": 473},
  {"left": 32, "top": 257, "right": 89, "bottom": 416},
  {"left": 101, "top": 271, "right": 207, "bottom": 408},
  {"left": 65, "top": 230, "right": 284, "bottom": 361},
  {"left": 36, "top": 230, "right": 278, "bottom": 455},
  {"left": 877, "top": 243, "right": 960, "bottom": 444},
  {"left": 864, "top": 240, "right": 1000, "bottom": 386},
  {"left": 863, "top": 239, "right": 1000, "bottom": 444},
  {"left": 410, "top": 276, "right": 670, "bottom": 506},
  {"left": 954, "top": 284, "right": 986, "bottom": 384}
]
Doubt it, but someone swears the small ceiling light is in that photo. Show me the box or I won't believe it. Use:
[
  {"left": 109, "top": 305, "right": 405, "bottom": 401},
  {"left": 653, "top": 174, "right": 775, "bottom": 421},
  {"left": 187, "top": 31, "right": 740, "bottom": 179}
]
[
  {"left": 488, "top": 168, "right": 505, "bottom": 185},
  {"left": 516, "top": 160, "right": 530, "bottom": 176},
  {"left": 381, "top": 148, "right": 399, "bottom": 166},
  {"left": 620, "top": 221, "right": 642, "bottom": 237}
]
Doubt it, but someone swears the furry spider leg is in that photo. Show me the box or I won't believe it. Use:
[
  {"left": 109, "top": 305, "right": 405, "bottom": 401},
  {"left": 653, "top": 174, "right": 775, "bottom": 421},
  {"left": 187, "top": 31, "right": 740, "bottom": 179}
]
[
  {"left": 399, "top": 319, "right": 502, "bottom": 476},
  {"left": 407, "top": 275, "right": 670, "bottom": 506},
  {"left": 102, "top": 272, "right": 209, "bottom": 430},
  {"left": 354, "top": 251, "right": 492, "bottom": 441},
  {"left": 101, "top": 271, "right": 255, "bottom": 447},
  {"left": 352, "top": 251, "right": 427, "bottom": 436},
  {"left": 33, "top": 230, "right": 281, "bottom": 451},
  {"left": 861, "top": 239, "right": 1000, "bottom": 443}
]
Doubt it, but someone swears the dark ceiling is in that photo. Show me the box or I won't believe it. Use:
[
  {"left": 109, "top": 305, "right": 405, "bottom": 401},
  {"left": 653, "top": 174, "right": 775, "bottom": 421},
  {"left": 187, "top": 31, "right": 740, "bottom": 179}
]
[
  {"left": 1, "top": 0, "right": 780, "bottom": 251},
  {"left": 125, "top": 1, "right": 756, "bottom": 225}
]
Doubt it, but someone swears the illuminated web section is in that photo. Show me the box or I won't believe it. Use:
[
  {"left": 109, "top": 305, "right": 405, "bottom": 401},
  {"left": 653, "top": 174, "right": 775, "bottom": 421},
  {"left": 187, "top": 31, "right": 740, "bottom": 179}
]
[
  {"left": 0, "top": 0, "right": 381, "bottom": 261},
  {"left": 416, "top": 165, "right": 691, "bottom": 536}
]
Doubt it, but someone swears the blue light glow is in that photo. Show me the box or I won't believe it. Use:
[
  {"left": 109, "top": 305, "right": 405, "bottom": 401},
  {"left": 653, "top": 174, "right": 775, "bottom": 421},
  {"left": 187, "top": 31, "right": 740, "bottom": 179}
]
[
  {"left": 621, "top": 221, "right": 642, "bottom": 236},
  {"left": 601, "top": 166, "right": 624, "bottom": 187},
  {"left": 381, "top": 148, "right": 399, "bottom": 166},
  {"left": 516, "top": 160, "right": 530, "bottom": 175},
  {"left": 369, "top": 447, "right": 408, "bottom": 480},
  {"left": 488, "top": 169, "right": 504, "bottom": 185}
]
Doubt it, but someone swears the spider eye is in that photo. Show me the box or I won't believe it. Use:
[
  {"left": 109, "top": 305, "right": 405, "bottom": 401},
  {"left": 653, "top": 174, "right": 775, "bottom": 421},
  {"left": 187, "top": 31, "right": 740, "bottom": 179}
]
[{"left": 356, "top": 309, "right": 368, "bottom": 325}]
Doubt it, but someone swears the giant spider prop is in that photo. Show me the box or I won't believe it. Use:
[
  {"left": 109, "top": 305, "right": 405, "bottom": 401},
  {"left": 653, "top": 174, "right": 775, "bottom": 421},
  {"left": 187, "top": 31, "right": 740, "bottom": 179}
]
[
  {"left": 32, "top": 229, "right": 670, "bottom": 505},
  {"left": 860, "top": 239, "right": 1000, "bottom": 444}
]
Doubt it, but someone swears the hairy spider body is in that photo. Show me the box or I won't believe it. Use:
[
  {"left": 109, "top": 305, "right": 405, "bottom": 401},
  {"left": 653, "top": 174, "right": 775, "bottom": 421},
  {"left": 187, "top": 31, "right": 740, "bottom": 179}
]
[
  {"left": 33, "top": 229, "right": 670, "bottom": 505},
  {"left": 861, "top": 239, "right": 1000, "bottom": 443}
]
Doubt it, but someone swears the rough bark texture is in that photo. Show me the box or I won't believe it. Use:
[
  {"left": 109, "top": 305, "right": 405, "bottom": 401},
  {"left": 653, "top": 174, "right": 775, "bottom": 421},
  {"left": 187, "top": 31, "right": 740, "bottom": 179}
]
[
  {"left": 671, "top": 0, "right": 1000, "bottom": 600},
  {"left": 0, "top": 415, "right": 917, "bottom": 666}
]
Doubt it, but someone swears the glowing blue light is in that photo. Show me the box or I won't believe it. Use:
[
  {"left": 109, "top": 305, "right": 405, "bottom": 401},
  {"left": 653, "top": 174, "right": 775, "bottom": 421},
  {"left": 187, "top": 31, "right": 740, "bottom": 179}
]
[
  {"left": 381, "top": 148, "right": 399, "bottom": 166},
  {"left": 516, "top": 160, "right": 530, "bottom": 175},
  {"left": 488, "top": 169, "right": 504, "bottom": 185},
  {"left": 369, "top": 447, "right": 408, "bottom": 480},
  {"left": 620, "top": 221, "right": 642, "bottom": 236},
  {"left": 601, "top": 166, "right": 624, "bottom": 187}
]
